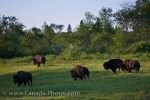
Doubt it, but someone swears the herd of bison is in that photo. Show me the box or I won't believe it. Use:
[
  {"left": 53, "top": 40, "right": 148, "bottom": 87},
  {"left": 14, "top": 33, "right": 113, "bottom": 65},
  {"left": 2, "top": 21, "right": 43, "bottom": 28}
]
[{"left": 13, "top": 55, "right": 141, "bottom": 86}]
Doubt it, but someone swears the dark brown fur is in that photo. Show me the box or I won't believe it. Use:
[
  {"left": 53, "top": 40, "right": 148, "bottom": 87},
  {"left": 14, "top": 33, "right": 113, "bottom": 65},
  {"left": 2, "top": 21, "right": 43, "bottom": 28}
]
[
  {"left": 103, "top": 59, "right": 123, "bottom": 73},
  {"left": 33, "top": 55, "right": 46, "bottom": 67},
  {"left": 70, "top": 65, "right": 90, "bottom": 80},
  {"left": 122, "top": 59, "right": 140, "bottom": 73},
  {"left": 13, "top": 71, "right": 32, "bottom": 86}
]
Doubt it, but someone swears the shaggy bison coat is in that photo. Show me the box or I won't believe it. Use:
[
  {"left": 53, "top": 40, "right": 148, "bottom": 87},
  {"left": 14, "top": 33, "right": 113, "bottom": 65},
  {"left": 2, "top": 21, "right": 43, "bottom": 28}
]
[
  {"left": 122, "top": 59, "right": 140, "bottom": 72},
  {"left": 70, "top": 65, "right": 90, "bottom": 80},
  {"left": 13, "top": 71, "right": 32, "bottom": 86},
  {"left": 103, "top": 59, "right": 123, "bottom": 73},
  {"left": 33, "top": 55, "right": 46, "bottom": 67}
]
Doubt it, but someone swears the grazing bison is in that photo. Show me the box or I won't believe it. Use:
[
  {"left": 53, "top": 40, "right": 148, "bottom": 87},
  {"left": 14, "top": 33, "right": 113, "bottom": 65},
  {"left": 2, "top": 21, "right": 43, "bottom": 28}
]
[
  {"left": 122, "top": 59, "right": 141, "bottom": 72},
  {"left": 33, "top": 55, "right": 46, "bottom": 67},
  {"left": 13, "top": 71, "right": 32, "bottom": 86},
  {"left": 70, "top": 65, "right": 90, "bottom": 80},
  {"left": 103, "top": 59, "right": 123, "bottom": 73}
]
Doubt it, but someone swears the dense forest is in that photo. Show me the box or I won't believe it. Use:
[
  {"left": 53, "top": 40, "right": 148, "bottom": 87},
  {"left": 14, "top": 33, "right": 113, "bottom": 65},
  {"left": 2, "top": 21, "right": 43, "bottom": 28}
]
[{"left": 0, "top": 0, "right": 150, "bottom": 58}]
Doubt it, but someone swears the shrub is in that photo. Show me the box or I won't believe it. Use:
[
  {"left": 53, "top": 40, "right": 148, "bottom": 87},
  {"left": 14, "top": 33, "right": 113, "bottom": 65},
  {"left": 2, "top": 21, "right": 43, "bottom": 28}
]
[{"left": 127, "top": 41, "right": 150, "bottom": 53}]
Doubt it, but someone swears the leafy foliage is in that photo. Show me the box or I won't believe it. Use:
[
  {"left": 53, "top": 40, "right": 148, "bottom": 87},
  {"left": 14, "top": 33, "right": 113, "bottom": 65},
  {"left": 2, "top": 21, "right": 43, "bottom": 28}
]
[
  {"left": 128, "top": 41, "right": 150, "bottom": 53},
  {"left": 0, "top": 0, "right": 150, "bottom": 58}
]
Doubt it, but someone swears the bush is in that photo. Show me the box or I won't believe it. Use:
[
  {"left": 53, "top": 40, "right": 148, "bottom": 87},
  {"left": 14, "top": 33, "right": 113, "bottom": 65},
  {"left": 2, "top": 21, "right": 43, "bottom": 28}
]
[{"left": 127, "top": 41, "right": 150, "bottom": 53}]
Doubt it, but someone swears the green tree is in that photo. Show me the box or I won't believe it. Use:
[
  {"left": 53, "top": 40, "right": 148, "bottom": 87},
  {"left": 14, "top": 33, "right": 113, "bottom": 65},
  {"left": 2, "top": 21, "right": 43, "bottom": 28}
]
[
  {"left": 92, "top": 17, "right": 102, "bottom": 33},
  {"left": 67, "top": 24, "right": 72, "bottom": 33},
  {"left": 115, "top": 0, "right": 150, "bottom": 43},
  {"left": 111, "top": 27, "right": 125, "bottom": 53},
  {"left": 55, "top": 24, "right": 64, "bottom": 33},
  {"left": 30, "top": 27, "right": 43, "bottom": 38},
  {"left": 76, "top": 12, "right": 96, "bottom": 51},
  {"left": 98, "top": 7, "right": 114, "bottom": 33},
  {"left": 0, "top": 15, "right": 25, "bottom": 58},
  {"left": 42, "top": 22, "right": 55, "bottom": 43}
]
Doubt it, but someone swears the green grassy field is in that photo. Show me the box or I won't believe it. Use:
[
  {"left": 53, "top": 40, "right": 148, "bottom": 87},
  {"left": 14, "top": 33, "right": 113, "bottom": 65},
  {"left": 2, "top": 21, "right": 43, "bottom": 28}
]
[{"left": 0, "top": 57, "right": 150, "bottom": 100}]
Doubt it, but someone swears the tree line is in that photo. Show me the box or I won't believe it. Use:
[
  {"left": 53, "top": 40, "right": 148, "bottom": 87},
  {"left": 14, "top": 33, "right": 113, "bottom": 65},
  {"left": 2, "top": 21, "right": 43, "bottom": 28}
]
[{"left": 0, "top": 0, "right": 150, "bottom": 58}]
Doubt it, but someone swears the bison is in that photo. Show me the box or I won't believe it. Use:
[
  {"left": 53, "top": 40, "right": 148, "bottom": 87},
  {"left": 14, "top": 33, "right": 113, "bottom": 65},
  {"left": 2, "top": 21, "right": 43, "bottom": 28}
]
[
  {"left": 33, "top": 55, "right": 46, "bottom": 67},
  {"left": 122, "top": 59, "right": 141, "bottom": 73},
  {"left": 103, "top": 59, "right": 123, "bottom": 73},
  {"left": 13, "top": 71, "right": 32, "bottom": 86},
  {"left": 70, "top": 65, "right": 90, "bottom": 80}
]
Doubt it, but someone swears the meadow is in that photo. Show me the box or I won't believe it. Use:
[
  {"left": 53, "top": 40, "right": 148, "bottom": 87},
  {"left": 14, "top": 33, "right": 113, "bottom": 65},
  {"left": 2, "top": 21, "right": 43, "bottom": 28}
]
[{"left": 0, "top": 55, "right": 150, "bottom": 100}]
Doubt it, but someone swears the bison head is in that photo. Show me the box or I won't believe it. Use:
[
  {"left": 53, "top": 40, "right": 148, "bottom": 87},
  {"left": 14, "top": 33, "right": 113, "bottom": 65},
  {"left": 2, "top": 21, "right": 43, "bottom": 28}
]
[
  {"left": 33, "top": 58, "right": 36, "bottom": 65},
  {"left": 13, "top": 74, "right": 18, "bottom": 84},
  {"left": 103, "top": 62, "right": 109, "bottom": 70},
  {"left": 70, "top": 70, "right": 75, "bottom": 78}
]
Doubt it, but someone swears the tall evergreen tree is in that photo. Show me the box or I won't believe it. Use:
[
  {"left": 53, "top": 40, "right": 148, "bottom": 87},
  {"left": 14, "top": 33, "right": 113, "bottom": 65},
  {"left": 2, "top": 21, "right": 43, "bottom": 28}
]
[{"left": 67, "top": 24, "right": 72, "bottom": 33}]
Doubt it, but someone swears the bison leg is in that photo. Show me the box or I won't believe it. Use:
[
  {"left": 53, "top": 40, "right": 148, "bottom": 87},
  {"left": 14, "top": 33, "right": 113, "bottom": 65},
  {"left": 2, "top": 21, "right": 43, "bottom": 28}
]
[
  {"left": 112, "top": 69, "right": 116, "bottom": 73},
  {"left": 18, "top": 82, "right": 22, "bottom": 86},
  {"left": 30, "top": 80, "right": 32, "bottom": 86},
  {"left": 24, "top": 82, "right": 27, "bottom": 86},
  {"left": 85, "top": 71, "right": 90, "bottom": 79},
  {"left": 80, "top": 76, "right": 83, "bottom": 80},
  {"left": 137, "top": 68, "right": 140, "bottom": 72},
  {"left": 74, "top": 77, "right": 77, "bottom": 80},
  {"left": 128, "top": 69, "right": 132, "bottom": 73},
  {"left": 37, "top": 63, "right": 40, "bottom": 67},
  {"left": 86, "top": 74, "right": 90, "bottom": 79},
  {"left": 27, "top": 81, "right": 32, "bottom": 86},
  {"left": 135, "top": 69, "right": 138, "bottom": 73},
  {"left": 26, "top": 80, "right": 30, "bottom": 86},
  {"left": 136, "top": 68, "right": 140, "bottom": 73},
  {"left": 118, "top": 67, "right": 120, "bottom": 72},
  {"left": 83, "top": 74, "right": 86, "bottom": 79},
  {"left": 121, "top": 64, "right": 127, "bottom": 72}
]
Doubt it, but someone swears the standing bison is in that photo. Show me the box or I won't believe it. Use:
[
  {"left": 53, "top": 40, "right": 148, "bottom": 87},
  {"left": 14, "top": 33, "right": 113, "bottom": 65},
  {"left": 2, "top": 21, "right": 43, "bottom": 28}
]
[
  {"left": 103, "top": 59, "right": 123, "bottom": 73},
  {"left": 122, "top": 59, "right": 141, "bottom": 73},
  {"left": 33, "top": 55, "right": 46, "bottom": 67},
  {"left": 70, "top": 65, "right": 90, "bottom": 80},
  {"left": 13, "top": 71, "right": 32, "bottom": 86}
]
